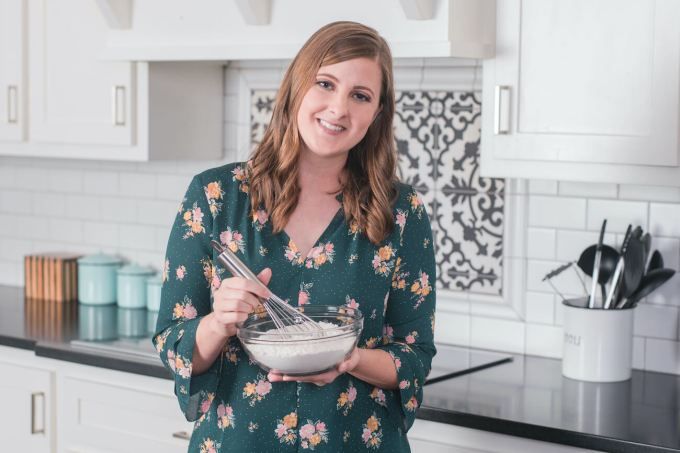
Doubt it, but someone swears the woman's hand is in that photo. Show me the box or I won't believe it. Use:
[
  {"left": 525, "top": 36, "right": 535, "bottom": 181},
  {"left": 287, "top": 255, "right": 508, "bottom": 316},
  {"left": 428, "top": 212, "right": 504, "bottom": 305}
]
[
  {"left": 267, "top": 347, "right": 362, "bottom": 386},
  {"left": 208, "top": 268, "right": 272, "bottom": 338}
]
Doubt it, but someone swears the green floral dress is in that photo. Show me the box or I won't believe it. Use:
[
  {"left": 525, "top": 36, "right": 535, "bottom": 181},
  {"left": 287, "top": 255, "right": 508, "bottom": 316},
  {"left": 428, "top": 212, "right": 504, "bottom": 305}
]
[{"left": 153, "top": 162, "right": 436, "bottom": 453}]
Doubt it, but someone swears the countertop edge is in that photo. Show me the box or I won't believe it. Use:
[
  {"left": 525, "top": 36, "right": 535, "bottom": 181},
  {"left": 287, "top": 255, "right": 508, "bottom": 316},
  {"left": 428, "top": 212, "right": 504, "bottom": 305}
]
[
  {"left": 416, "top": 407, "right": 680, "bottom": 453},
  {"left": 0, "top": 334, "right": 37, "bottom": 351}
]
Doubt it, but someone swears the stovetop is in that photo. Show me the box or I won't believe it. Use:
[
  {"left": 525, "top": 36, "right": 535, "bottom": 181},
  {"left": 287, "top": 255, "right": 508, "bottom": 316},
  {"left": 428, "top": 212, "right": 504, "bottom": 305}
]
[{"left": 425, "top": 344, "right": 513, "bottom": 385}]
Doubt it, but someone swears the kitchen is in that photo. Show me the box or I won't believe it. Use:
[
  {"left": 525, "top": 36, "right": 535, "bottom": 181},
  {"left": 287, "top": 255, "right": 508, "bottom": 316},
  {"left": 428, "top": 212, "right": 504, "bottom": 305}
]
[{"left": 1, "top": 0, "right": 680, "bottom": 452}]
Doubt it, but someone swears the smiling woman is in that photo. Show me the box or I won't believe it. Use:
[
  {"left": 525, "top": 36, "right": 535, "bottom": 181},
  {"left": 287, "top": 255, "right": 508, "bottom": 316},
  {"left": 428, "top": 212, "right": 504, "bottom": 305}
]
[{"left": 153, "top": 21, "right": 436, "bottom": 452}]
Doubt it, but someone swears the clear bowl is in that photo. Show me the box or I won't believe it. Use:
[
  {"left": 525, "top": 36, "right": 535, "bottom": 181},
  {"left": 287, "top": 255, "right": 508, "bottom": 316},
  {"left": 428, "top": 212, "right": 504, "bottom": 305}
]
[{"left": 237, "top": 304, "right": 363, "bottom": 376}]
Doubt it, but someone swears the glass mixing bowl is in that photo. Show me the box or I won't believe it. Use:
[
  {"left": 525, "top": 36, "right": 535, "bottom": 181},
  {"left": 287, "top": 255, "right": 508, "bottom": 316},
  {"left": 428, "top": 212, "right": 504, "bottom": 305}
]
[{"left": 237, "top": 304, "right": 363, "bottom": 376}]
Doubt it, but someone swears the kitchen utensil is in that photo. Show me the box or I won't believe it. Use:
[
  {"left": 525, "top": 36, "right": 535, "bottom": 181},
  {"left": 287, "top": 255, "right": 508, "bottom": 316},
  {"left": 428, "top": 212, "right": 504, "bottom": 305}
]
[
  {"left": 210, "top": 240, "right": 321, "bottom": 334},
  {"left": 588, "top": 219, "right": 607, "bottom": 308},
  {"left": 617, "top": 268, "right": 676, "bottom": 309},
  {"left": 117, "top": 264, "right": 155, "bottom": 308},
  {"left": 647, "top": 250, "right": 664, "bottom": 274},
  {"left": 604, "top": 225, "right": 632, "bottom": 309},
  {"left": 615, "top": 232, "right": 645, "bottom": 307},
  {"left": 577, "top": 244, "right": 619, "bottom": 304},
  {"left": 640, "top": 233, "right": 651, "bottom": 269},
  {"left": 77, "top": 253, "right": 123, "bottom": 305}
]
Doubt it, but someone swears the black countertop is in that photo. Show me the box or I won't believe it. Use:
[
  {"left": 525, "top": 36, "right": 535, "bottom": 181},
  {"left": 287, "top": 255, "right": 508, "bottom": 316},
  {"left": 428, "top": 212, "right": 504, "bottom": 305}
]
[{"left": 2, "top": 285, "right": 680, "bottom": 452}]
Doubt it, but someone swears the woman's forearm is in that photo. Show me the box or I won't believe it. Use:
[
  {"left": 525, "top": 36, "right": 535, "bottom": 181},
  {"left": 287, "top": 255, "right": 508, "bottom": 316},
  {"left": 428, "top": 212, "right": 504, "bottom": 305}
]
[
  {"left": 192, "top": 313, "right": 230, "bottom": 375},
  {"left": 348, "top": 348, "right": 398, "bottom": 390}
]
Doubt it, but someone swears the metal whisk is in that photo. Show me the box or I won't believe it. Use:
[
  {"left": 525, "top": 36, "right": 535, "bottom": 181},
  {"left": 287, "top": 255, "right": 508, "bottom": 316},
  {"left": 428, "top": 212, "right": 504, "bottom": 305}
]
[{"left": 210, "top": 240, "right": 323, "bottom": 335}]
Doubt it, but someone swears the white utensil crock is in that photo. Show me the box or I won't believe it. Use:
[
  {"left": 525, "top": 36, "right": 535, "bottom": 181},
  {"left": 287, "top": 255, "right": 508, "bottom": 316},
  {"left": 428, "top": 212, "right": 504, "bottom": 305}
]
[{"left": 562, "top": 297, "right": 634, "bottom": 382}]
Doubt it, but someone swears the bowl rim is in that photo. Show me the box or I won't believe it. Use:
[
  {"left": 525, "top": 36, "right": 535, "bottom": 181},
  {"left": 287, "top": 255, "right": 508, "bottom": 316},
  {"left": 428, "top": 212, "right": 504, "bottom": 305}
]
[{"left": 237, "top": 304, "right": 363, "bottom": 343}]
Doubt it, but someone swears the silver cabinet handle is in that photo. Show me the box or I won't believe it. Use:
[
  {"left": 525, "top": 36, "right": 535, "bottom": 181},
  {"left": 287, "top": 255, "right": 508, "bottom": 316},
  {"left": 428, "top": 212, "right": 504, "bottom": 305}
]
[
  {"left": 7, "top": 85, "right": 18, "bottom": 124},
  {"left": 112, "top": 85, "right": 126, "bottom": 126},
  {"left": 494, "top": 85, "right": 511, "bottom": 134},
  {"left": 172, "top": 431, "right": 191, "bottom": 441},
  {"left": 31, "top": 391, "right": 45, "bottom": 435}
]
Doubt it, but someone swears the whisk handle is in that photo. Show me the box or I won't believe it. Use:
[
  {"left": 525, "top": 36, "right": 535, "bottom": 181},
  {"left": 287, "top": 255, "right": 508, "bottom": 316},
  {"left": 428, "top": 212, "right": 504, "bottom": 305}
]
[{"left": 210, "top": 240, "right": 270, "bottom": 294}]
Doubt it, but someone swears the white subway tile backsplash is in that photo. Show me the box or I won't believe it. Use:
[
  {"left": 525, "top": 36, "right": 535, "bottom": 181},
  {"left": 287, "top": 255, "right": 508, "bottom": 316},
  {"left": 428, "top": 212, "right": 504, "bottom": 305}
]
[
  {"left": 11, "top": 166, "right": 49, "bottom": 190},
  {"left": 618, "top": 184, "right": 680, "bottom": 203},
  {"left": 528, "top": 196, "right": 586, "bottom": 229},
  {"left": 156, "top": 174, "right": 192, "bottom": 202},
  {"left": 632, "top": 337, "right": 645, "bottom": 369},
  {"left": 559, "top": 181, "right": 617, "bottom": 199},
  {"left": 119, "top": 224, "right": 158, "bottom": 251},
  {"left": 0, "top": 164, "right": 17, "bottom": 188},
  {"left": 32, "top": 193, "right": 67, "bottom": 218},
  {"left": 119, "top": 173, "right": 157, "bottom": 198},
  {"left": 470, "top": 317, "right": 525, "bottom": 353},
  {"left": 82, "top": 171, "right": 119, "bottom": 196},
  {"left": 644, "top": 338, "right": 680, "bottom": 374},
  {"left": 433, "top": 311, "right": 470, "bottom": 346},
  {"left": 97, "top": 197, "right": 136, "bottom": 223},
  {"left": 136, "top": 200, "right": 179, "bottom": 227},
  {"left": 47, "top": 169, "right": 83, "bottom": 194},
  {"left": 48, "top": 218, "right": 84, "bottom": 244},
  {"left": 528, "top": 180, "right": 558, "bottom": 195},
  {"left": 633, "top": 303, "right": 678, "bottom": 339},
  {"left": 526, "top": 260, "right": 585, "bottom": 296},
  {"left": 525, "top": 323, "right": 562, "bottom": 358},
  {"left": 0, "top": 238, "right": 32, "bottom": 261},
  {"left": 646, "top": 273, "right": 680, "bottom": 307},
  {"left": 66, "top": 194, "right": 101, "bottom": 220},
  {"left": 524, "top": 291, "right": 555, "bottom": 324},
  {"left": 526, "top": 228, "right": 556, "bottom": 260},
  {"left": 82, "top": 221, "right": 119, "bottom": 248},
  {"left": 649, "top": 203, "right": 680, "bottom": 238},
  {"left": 586, "top": 199, "right": 647, "bottom": 233},
  {"left": 0, "top": 261, "right": 20, "bottom": 286},
  {"left": 0, "top": 190, "right": 33, "bottom": 214}
]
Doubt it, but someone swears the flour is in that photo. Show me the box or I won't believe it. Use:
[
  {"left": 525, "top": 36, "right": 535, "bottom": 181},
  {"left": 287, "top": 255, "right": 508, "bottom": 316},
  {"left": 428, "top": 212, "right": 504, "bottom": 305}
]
[{"left": 243, "top": 320, "right": 357, "bottom": 375}]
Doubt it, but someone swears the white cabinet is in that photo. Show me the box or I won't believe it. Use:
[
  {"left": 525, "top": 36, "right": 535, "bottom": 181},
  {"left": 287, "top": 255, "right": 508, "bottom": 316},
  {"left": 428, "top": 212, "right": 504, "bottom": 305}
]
[
  {"left": 0, "top": 0, "right": 25, "bottom": 143},
  {"left": 480, "top": 0, "right": 680, "bottom": 186},
  {"left": 0, "top": 0, "right": 223, "bottom": 161},
  {"left": 57, "top": 367, "right": 193, "bottom": 453},
  {"left": 0, "top": 352, "right": 55, "bottom": 453},
  {"left": 408, "top": 419, "right": 602, "bottom": 453}
]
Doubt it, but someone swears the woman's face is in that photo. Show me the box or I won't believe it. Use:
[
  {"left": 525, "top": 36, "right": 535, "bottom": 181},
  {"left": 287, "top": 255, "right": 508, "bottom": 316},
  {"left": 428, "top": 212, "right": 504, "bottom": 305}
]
[{"left": 296, "top": 57, "right": 382, "bottom": 160}]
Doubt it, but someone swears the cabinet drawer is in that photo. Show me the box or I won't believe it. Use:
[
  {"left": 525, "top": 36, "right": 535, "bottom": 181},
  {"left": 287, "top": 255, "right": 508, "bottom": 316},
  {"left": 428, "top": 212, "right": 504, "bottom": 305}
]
[{"left": 59, "top": 375, "right": 193, "bottom": 453}]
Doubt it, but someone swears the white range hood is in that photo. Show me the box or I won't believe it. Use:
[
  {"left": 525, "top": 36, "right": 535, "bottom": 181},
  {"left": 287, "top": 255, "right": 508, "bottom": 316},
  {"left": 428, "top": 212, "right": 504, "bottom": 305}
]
[{"left": 95, "top": 0, "right": 496, "bottom": 61}]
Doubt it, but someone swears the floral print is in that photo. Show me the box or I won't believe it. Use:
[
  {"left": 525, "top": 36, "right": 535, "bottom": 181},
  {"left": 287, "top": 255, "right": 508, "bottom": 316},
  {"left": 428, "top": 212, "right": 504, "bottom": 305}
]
[
  {"left": 372, "top": 244, "right": 396, "bottom": 277},
  {"left": 243, "top": 373, "right": 272, "bottom": 406},
  {"left": 154, "top": 163, "right": 436, "bottom": 452},
  {"left": 172, "top": 295, "right": 198, "bottom": 320},
  {"left": 275, "top": 412, "right": 298, "bottom": 445},
  {"left": 362, "top": 414, "right": 383, "bottom": 449}
]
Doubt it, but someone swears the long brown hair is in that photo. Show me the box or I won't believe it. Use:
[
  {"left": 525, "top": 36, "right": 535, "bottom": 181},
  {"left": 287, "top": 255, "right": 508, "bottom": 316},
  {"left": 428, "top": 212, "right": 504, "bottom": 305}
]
[{"left": 249, "top": 21, "right": 398, "bottom": 245}]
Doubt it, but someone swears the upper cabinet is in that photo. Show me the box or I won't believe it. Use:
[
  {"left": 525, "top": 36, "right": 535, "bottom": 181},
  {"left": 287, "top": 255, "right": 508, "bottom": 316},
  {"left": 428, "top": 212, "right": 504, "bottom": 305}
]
[
  {"left": 0, "top": 0, "right": 223, "bottom": 161},
  {"left": 0, "top": 0, "right": 25, "bottom": 143},
  {"left": 97, "top": 0, "right": 496, "bottom": 60},
  {"left": 480, "top": 0, "right": 680, "bottom": 186}
]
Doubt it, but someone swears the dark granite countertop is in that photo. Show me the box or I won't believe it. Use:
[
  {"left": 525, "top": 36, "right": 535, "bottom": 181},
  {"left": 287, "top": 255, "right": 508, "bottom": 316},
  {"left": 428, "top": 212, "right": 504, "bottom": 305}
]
[{"left": 2, "top": 285, "right": 679, "bottom": 452}]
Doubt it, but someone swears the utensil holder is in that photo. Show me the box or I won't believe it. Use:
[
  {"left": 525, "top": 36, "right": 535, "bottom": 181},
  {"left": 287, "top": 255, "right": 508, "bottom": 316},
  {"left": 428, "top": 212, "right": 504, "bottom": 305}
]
[{"left": 562, "top": 297, "right": 634, "bottom": 382}]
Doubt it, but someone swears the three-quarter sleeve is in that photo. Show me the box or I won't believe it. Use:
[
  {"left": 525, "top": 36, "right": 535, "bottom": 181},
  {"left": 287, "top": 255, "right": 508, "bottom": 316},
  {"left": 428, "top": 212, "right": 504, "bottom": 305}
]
[
  {"left": 377, "top": 189, "right": 437, "bottom": 432},
  {"left": 153, "top": 175, "right": 221, "bottom": 422}
]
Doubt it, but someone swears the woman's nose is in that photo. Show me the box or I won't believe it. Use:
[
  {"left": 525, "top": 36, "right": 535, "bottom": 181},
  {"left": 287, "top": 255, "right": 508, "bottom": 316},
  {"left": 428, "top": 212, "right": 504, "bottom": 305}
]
[{"left": 327, "top": 93, "right": 349, "bottom": 117}]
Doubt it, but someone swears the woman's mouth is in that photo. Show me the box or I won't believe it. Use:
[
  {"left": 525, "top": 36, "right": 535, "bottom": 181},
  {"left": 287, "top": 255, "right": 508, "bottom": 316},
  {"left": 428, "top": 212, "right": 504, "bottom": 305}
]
[{"left": 317, "top": 118, "right": 345, "bottom": 133}]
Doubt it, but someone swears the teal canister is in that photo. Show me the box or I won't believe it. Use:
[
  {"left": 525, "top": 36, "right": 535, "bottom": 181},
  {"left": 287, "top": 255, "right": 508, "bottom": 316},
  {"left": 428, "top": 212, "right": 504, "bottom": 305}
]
[
  {"left": 117, "top": 264, "right": 155, "bottom": 308},
  {"left": 77, "top": 253, "right": 123, "bottom": 305},
  {"left": 146, "top": 274, "right": 163, "bottom": 312}
]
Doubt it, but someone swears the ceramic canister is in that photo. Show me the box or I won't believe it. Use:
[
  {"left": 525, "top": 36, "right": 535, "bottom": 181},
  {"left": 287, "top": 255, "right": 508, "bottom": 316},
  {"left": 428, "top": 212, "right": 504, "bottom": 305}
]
[
  {"left": 562, "top": 297, "right": 635, "bottom": 382},
  {"left": 77, "top": 253, "right": 123, "bottom": 305},
  {"left": 117, "top": 264, "right": 155, "bottom": 308},
  {"left": 145, "top": 274, "right": 163, "bottom": 312}
]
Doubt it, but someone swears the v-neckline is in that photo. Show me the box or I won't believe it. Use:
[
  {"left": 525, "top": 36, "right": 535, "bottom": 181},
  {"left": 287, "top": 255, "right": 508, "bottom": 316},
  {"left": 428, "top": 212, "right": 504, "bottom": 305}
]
[{"left": 278, "top": 206, "right": 344, "bottom": 260}]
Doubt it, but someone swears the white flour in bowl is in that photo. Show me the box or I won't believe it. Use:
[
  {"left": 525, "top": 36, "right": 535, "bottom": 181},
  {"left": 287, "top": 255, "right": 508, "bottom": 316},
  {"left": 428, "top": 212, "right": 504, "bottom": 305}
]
[{"left": 243, "top": 321, "right": 357, "bottom": 375}]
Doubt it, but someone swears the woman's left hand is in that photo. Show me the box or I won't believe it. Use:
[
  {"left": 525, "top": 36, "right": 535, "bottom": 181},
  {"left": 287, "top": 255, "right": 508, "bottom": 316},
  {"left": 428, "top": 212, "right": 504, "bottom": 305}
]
[{"left": 267, "top": 347, "right": 361, "bottom": 387}]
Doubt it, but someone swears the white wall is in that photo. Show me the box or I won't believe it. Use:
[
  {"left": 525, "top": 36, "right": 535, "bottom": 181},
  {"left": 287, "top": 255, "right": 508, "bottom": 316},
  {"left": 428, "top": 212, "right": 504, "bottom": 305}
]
[{"left": 1, "top": 60, "right": 680, "bottom": 374}]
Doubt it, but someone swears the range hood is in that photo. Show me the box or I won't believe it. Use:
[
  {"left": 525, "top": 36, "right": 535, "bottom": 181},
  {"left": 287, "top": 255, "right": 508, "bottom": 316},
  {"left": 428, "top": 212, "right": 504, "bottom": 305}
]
[{"left": 95, "top": 0, "right": 496, "bottom": 61}]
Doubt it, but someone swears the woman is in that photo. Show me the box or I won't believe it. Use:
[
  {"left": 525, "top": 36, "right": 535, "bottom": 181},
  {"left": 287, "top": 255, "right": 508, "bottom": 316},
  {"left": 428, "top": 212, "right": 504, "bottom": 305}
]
[{"left": 154, "top": 21, "right": 436, "bottom": 452}]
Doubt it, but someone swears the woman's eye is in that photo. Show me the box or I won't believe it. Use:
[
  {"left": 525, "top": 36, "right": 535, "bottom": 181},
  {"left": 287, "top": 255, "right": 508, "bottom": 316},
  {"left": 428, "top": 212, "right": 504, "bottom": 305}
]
[
  {"left": 317, "top": 80, "right": 332, "bottom": 90},
  {"left": 353, "top": 92, "right": 371, "bottom": 103}
]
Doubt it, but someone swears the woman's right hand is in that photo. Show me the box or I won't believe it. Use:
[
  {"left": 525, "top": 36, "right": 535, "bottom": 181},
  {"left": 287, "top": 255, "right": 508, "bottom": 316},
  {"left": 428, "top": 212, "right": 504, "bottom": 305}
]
[{"left": 208, "top": 267, "right": 272, "bottom": 338}]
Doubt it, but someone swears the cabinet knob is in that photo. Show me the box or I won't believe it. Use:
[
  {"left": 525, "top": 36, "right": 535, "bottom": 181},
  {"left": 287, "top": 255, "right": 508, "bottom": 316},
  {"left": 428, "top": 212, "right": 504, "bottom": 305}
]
[
  {"left": 31, "top": 391, "right": 45, "bottom": 435},
  {"left": 6, "top": 85, "right": 18, "bottom": 124},
  {"left": 112, "top": 85, "right": 126, "bottom": 126},
  {"left": 494, "top": 85, "right": 511, "bottom": 134}
]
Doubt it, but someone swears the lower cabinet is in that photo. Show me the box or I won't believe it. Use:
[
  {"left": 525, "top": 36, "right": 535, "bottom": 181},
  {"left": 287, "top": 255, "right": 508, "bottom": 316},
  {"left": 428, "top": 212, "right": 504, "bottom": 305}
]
[
  {"left": 408, "top": 419, "right": 603, "bottom": 453},
  {"left": 57, "top": 366, "right": 194, "bottom": 453},
  {"left": 0, "top": 354, "right": 54, "bottom": 453}
]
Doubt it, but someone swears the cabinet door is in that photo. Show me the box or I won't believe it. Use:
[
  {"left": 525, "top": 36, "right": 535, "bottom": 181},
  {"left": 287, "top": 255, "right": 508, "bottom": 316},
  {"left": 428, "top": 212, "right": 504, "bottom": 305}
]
[
  {"left": 0, "top": 0, "right": 25, "bottom": 142},
  {"left": 28, "top": 0, "right": 134, "bottom": 146},
  {"left": 58, "top": 374, "right": 193, "bottom": 453},
  {"left": 481, "top": 0, "right": 680, "bottom": 183},
  {"left": 0, "top": 361, "right": 53, "bottom": 453}
]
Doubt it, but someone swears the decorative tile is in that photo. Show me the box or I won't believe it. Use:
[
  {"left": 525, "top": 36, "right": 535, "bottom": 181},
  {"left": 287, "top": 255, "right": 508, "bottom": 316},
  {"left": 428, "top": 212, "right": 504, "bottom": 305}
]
[{"left": 250, "top": 88, "right": 505, "bottom": 296}]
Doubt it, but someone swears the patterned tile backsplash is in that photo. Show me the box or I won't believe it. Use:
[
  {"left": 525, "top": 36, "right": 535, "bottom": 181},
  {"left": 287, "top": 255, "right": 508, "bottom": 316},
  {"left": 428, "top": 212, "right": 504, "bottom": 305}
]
[{"left": 250, "top": 90, "right": 505, "bottom": 296}]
